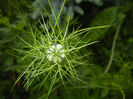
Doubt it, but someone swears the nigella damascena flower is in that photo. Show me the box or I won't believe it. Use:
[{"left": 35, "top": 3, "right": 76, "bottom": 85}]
[{"left": 46, "top": 44, "right": 65, "bottom": 63}]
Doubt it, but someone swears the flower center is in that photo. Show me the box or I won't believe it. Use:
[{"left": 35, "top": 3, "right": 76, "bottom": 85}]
[{"left": 46, "top": 44, "right": 65, "bottom": 63}]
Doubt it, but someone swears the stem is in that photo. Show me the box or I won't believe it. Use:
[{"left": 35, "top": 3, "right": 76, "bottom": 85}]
[{"left": 104, "top": 23, "right": 122, "bottom": 73}]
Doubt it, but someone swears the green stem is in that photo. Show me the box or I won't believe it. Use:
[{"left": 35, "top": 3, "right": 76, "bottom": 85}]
[{"left": 104, "top": 23, "right": 122, "bottom": 73}]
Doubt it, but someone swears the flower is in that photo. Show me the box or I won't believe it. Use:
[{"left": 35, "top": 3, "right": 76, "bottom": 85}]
[{"left": 46, "top": 44, "right": 65, "bottom": 63}]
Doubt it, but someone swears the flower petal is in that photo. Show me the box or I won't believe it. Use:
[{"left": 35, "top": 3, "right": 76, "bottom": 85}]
[
  {"left": 56, "top": 44, "right": 62, "bottom": 50},
  {"left": 61, "top": 54, "right": 65, "bottom": 58},
  {"left": 46, "top": 54, "right": 53, "bottom": 61}
]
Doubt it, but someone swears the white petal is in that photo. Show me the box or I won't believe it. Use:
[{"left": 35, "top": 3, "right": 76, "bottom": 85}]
[
  {"left": 53, "top": 56, "right": 58, "bottom": 63},
  {"left": 51, "top": 45, "right": 55, "bottom": 49},
  {"left": 61, "top": 54, "right": 65, "bottom": 58},
  {"left": 56, "top": 44, "right": 62, "bottom": 50},
  {"left": 49, "top": 45, "right": 55, "bottom": 51},
  {"left": 47, "top": 50, "right": 52, "bottom": 54},
  {"left": 60, "top": 49, "right": 64, "bottom": 53},
  {"left": 46, "top": 54, "right": 53, "bottom": 61},
  {"left": 50, "top": 48, "right": 54, "bottom": 51}
]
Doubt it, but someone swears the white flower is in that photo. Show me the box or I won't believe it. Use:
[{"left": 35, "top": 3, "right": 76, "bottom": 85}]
[{"left": 46, "top": 44, "right": 65, "bottom": 63}]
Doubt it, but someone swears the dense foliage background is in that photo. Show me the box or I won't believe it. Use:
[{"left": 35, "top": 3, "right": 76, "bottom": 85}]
[{"left": 0, "top": 0, "right": 133, "bottom": 99}]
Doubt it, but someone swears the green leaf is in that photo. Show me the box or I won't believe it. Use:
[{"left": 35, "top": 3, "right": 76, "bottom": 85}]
[
  {"left": 0, "top": 17, "right": 10, "bottom": 27},
  {"left": 67, "top": 6, "right": 74, "bottom": 19},
  {"left": 85, "top": 7, "right": 118, "bottom": 42},
  {"left": 74, "top": 6, "right": 84, "bottom": 15},
  {"left": 76, "top": 0, "right": 82, "bottom": 4},
  {"left": 0, "top": 30, "right": 15, "bottom": 45},
  {"left": 91, "top": 0, "right": 103, "bottom": 6},
  {"left": 101, "top": 88, "right": 109, "bottom": 98}
]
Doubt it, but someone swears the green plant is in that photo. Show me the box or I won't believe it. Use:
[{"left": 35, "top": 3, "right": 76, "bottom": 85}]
[
  {"left": 1, "top": 0, "right": 133, "bottom": 98},
  {"left": 13, "top": 0, "right": 109, "bottom": 98}
]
